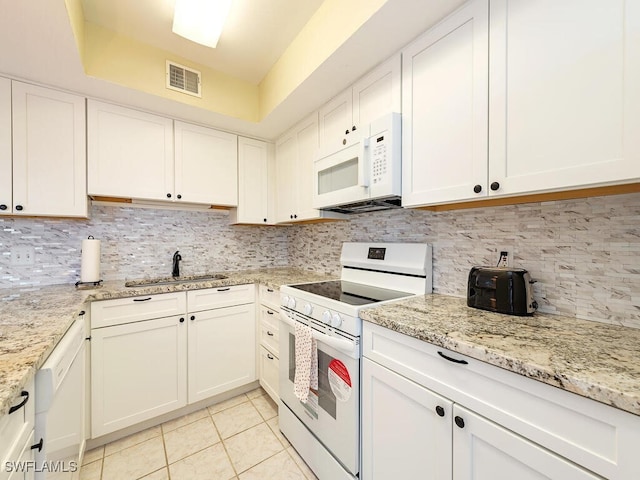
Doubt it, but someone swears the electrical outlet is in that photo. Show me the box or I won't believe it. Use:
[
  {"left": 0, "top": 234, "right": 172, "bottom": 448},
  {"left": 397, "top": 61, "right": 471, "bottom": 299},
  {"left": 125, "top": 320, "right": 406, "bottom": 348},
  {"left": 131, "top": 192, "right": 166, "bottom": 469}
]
[
  {"left": 497, "top": 249, "right": 513, "bottom": 268},
  {"left": 12, "top": 246, "right": 35, "bottom": 266}
]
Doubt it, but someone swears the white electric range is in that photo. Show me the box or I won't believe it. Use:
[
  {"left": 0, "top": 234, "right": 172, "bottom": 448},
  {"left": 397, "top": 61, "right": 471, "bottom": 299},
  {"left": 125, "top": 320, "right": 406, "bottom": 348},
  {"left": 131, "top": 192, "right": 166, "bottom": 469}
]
[{"left": 278, "top": 242, "right": 432, "bottom": 480}]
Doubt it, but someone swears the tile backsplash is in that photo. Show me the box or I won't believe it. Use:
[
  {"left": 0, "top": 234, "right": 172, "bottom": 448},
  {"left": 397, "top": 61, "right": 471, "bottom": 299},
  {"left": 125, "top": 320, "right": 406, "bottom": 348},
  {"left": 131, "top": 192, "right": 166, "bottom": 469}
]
[
  {"left": 288, "top": 193, "right": 640, "bottom": 329},
  {"left": 1, "top": 193, "right": 639, "bottom": 329},
  {"left": 0, "top": 204, "right": 289, "bottom": 288}
]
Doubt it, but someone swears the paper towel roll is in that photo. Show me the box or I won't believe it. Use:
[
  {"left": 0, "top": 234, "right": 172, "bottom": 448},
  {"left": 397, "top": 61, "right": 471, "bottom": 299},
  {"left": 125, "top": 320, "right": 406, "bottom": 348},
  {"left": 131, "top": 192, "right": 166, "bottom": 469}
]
[{"left": 81, "top": 236, "right": 101, "bottom": 283}]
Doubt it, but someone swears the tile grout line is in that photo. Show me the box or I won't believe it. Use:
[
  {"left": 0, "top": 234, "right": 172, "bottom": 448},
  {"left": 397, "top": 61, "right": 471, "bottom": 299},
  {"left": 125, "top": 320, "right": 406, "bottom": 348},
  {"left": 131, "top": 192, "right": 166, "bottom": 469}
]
[
  {"left": 159, "top": 422, "right": 171, "bottom": 480},
  {"left": 207, "top": 405, "right": 240, "bottom": 479}
]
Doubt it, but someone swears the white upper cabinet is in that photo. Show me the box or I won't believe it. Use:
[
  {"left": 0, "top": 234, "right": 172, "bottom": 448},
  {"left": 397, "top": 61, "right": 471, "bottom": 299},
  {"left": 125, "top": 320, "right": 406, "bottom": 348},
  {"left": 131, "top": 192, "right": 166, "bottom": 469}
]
[
  {"left": 275, "top": 113, "right": 344, "bottom": 223},
  {"left": 11, "top": 81, "right": 87, "bottom": 217},
  {"left": 88, "top": 100, "right": 174, "bottom": 202},
  {"left": 488, "top": 0, "right": 640, "bottom": 196},
  {"left": 231, "top": 137, "right": 274, "bottom": 224},
  {"left": 0, "top": 78, "right": 11, "bottom": 214},
  {"left": 319, "top": 55, "right": 401, "bottom": 156},
  {"left": 318, "top": 90, "right": 354, "bottom": 155},
  {"left": 88, "top": 101, "right": 238, "bottom": 206},
  {"left": 174, "top": 121, "right": 238, "bottom": 206},
  {"left": 352, "top": 55, "right": 402, "bottom": 135},
  {"left": 275, "top": 131, "right": 297, "bottom": 223},
  {"left": 402, "top": 0, "right": 489, "bottom": 207}
]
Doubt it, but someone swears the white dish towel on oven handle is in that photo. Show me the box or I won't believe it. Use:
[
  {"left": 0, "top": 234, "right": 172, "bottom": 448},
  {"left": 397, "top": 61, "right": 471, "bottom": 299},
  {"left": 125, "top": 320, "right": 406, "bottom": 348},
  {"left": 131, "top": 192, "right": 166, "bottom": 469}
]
[{"left": 294, "top": 321, "right": 318, "bottom": 403}]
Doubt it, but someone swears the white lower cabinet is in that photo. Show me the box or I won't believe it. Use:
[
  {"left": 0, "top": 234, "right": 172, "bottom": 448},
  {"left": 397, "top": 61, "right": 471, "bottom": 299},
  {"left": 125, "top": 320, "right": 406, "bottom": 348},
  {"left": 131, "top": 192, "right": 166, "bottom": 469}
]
[
  {"left": 91, "top": 315, "right": 188, "bottom": 437},
  {"left": 453, "top": 406, "right": 600, "bottom": 480},
  {"left": 257, "top": 285, "right": 280, "bottom": 402},
  {"left": 1, "top": 380, "right": 35, "bottom": 480},
  {"left": 362, "top": 358, "right": 452, "bottom": 479},
  {"left": 187, "top": 304, "right": 256, "bottom": 403},
  {"left": 362, "top": 322, "right": 640, "bottom": 480},
  {"left": 90, "top": 285, "right": 256, "bottom": 438},
  {"left": 258, "top": 346, "right": 279, "bottom": 403}
]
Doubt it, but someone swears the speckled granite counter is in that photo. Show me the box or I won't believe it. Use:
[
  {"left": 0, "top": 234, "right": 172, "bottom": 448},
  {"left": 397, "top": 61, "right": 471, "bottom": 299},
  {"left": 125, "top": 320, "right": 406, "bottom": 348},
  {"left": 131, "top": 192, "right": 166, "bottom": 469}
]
[
  {"left": 359, "top": 294, "right": 640, "bottom": 416},
  {"left": 0, "top": 267, "right": 335, "bottom": 417}
]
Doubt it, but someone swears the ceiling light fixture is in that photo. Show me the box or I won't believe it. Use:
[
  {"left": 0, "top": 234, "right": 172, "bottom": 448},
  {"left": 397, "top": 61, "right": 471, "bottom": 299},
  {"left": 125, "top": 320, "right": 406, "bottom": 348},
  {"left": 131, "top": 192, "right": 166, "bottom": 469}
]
[{"left": 172, "top": 0, "right": 232, "bottom": 48}]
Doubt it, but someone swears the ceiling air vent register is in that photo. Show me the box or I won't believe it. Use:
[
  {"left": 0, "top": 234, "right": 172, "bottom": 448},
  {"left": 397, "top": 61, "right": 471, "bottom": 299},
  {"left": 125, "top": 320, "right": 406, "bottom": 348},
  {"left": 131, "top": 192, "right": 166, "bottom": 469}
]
[{"left": 166, "top": 61, "right": 201, "bottom": 97}]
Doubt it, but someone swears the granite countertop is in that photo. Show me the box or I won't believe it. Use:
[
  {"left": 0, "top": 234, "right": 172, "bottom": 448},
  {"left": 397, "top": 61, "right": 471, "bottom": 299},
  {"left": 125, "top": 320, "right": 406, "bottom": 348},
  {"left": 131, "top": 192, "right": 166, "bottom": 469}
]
[
  {"left": 359, "top": 294, "right": 640, "bottom": 417},
  {"left": 0, "top": 267, "right": 335, "bottom": 417}
]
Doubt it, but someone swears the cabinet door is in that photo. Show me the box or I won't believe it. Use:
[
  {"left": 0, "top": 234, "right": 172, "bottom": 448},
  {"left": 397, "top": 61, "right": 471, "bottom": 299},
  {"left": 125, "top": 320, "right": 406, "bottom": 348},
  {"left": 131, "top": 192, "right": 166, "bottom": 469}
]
[
  {"left": 275, "top": 131, "right": 297, "bottom": 223},
  {"left": 362, "top": 358, "right": 453, "bottom": 480},
  {"left": 87, "top": 100, "right": 174, "bottom": 202},
  {"left": 234, "top": 137, "right": 272, "bottom": 224},
  {"left": 187, "top": 304, "right": 256, "bottom": 403},
  {"left": 318, "top": 90, "right": 353, "bottom": 156},
  {"left": 489, "top": 0, "right": 640, "bottom": 196},
  {"left": 0, "top": 78, "right": 11, "bottom": 214},
  {"left": 11, "top": 82, "right": 87, "bottom": 217},
  {"left": 294, "top": 113, "right": 321, "bottom": 221},
  {"left": 352, "top": 55, "right": 401, "bottom": 131},
  {"left": 453, "top": 406, "right": 601, "bottom": 480},
  {"left": 174, "top": 121, "right": 238, "bottom": 206},
  {"left": 258, "top": 346, "right": 279, "bottom": 404},
  {"left": 402, "top": 0, "right": 489, "bottom": 207},
  {"left": 91, "top": 315, "right": 187, "bottom": 437}
]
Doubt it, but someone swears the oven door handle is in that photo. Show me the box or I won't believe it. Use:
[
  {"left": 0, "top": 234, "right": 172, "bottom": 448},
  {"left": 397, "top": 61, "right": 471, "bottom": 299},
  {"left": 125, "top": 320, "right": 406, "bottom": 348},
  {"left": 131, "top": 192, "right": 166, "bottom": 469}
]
[{"left": 279, "top": 312, "right": 354, "bottom": 354}]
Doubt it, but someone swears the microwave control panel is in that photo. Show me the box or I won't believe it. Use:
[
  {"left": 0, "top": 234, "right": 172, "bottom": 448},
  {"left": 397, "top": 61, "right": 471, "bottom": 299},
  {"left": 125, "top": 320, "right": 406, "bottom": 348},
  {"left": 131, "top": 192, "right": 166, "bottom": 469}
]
[{"left": 371, "top": 133, "right": 389, "bottom": 185}]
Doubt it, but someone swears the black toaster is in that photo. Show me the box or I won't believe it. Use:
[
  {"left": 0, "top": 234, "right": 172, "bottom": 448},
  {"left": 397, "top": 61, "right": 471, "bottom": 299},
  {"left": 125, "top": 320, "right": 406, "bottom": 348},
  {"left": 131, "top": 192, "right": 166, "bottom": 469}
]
[{"left": 467, "top": 267, "right": 537, "bottom": 316}]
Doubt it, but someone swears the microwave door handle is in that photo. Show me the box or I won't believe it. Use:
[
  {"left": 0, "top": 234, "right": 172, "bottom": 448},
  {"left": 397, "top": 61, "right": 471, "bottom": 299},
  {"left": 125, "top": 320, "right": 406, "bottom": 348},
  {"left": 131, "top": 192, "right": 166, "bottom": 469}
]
[
  {"left": 279, "top": 311, "right": 354, "bottom": 354},
  {"left": 358, "top": 137, "right": 370, "bottom": 188}
]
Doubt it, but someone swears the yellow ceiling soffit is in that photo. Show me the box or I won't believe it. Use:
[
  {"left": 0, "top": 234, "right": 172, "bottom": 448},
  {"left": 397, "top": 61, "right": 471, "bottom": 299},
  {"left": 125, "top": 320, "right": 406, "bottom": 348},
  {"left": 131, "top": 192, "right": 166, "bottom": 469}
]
[{"left": 63, "top": 0, "right": 387, "bottom": 124}]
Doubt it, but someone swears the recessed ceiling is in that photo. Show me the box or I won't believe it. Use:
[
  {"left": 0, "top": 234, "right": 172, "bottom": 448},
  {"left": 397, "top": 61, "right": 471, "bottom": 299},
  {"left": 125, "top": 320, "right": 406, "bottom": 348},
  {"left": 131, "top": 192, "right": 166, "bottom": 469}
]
[{"left": 81, "top": 0, "right": 324, "bottom": 84}]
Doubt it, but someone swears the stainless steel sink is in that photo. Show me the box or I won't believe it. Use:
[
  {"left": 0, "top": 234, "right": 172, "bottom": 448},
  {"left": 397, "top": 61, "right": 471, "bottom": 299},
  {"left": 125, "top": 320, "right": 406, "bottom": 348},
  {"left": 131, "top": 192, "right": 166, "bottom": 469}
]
[{"left": 124, "top": 274, "right": 228, "bottom": 287}]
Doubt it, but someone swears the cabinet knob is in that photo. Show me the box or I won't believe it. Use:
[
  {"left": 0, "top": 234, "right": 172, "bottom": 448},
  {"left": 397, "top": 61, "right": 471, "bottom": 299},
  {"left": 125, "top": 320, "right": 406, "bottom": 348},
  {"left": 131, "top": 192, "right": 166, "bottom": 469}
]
[
  {"left": 0, "top": 204, "right": 7, "bottom": 210},
  {"left": 473, "top": 184, "right": 482, "bottom": 194},
  {"left": 352, "top": 125, "right": 357, "bottom": 132},
  {"left": 490, "top": 182, "right": 500, "bottom": 191},
  {"left": 293, "top": 214, "right": 297, "bottom": 219},
  {"left": 267, "top": 353, "right": 274, "bottom": 360},
  {"left": 290, "top": 214, "right": 293, "bottom": 219},
  {"left": 263, "top": 218, "right": 267, "bottom": 222},
  {"left": 15, "top": 205, "right": 23, "bottom": 211},
  {"left": 345, "top": 129, "right": 350, "bottom": 135},
  {"left": 179, "top": 317, "right": 185, "bottom": 323},
  {"left": 267, "top": 331, "right": 274, "bottom": 336},
  {"left": 177, "top": 194, "right": 182, "bottom": 199},
  {"left": 190, "top": 315, "right": 195, "bottom": 321},
  {"left": 435, "top": 405, "right": 445, "bottom": 417},
  {"left": 454, "top": 416, "right": 465, "bottom": 428},
  {"left": 31, "top": 438, "right": 44, "bottom": 452},
  {"left": 167, "top": 193, "right": 172, "bottom": 198},
  {"left": 342, "top": 139, "right": 347, "bottom": 145}
]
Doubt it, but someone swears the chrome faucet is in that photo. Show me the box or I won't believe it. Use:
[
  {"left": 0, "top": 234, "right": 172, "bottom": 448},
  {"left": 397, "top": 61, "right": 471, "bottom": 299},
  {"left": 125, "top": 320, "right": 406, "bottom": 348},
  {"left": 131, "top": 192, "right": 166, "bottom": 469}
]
[{"left": 172, "top": 250, "right": 182, "bottom": 277}]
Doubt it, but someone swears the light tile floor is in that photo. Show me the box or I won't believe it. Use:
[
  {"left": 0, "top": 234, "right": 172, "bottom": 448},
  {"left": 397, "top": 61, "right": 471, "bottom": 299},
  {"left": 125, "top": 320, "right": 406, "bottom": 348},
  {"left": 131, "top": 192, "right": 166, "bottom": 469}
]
[{"left": 79, "top": 388, "right": 318, "bottom": 480}]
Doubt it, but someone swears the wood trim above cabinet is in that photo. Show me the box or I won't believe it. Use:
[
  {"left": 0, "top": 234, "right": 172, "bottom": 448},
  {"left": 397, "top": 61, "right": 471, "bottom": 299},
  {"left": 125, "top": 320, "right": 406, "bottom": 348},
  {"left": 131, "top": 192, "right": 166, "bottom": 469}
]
[{"left": 416, "top": 182, "right": 640, "bottom": 212}]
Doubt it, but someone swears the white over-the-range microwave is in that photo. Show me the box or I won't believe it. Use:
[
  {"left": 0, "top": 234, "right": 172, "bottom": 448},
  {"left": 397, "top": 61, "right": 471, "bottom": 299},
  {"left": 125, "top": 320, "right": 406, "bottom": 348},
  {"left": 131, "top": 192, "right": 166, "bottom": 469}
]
[{"left": 312, "top": 113, "right": 401, "bottom": 214}]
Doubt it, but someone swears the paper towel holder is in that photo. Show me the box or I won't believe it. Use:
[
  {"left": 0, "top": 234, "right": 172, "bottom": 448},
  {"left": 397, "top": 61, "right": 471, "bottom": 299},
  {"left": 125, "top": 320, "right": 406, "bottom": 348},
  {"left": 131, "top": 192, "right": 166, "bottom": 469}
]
[{"left": 76, "top": 235, "right": 103, "bottom": 289}]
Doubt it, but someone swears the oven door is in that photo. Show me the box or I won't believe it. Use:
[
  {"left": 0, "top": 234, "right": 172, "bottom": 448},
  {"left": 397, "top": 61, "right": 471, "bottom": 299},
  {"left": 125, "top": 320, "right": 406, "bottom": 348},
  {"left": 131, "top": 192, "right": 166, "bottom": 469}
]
[
  {"left": 312, "top": 140, "right": 371, "bottom": 209},
  {"left": 279, "top": 312, "right": 360, "bottom": 475}
]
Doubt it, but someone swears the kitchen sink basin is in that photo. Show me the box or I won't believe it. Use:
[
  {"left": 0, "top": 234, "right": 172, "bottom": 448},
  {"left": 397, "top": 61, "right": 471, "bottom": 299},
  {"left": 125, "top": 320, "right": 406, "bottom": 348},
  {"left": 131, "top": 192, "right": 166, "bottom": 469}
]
[{"left": 124, "top": 274, "right": 228, "bottom": 287}]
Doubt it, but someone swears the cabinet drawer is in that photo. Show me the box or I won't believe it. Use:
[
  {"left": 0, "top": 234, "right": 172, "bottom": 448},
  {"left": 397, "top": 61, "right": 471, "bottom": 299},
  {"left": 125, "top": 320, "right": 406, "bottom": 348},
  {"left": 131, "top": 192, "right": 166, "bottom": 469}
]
[
  {"left": 1, "top": 429, "right": 34, "bottom": 480},
  {"left": 258, "top": 346, "right": 279, "bottom": 403},
  {"left": 187, "top": 284, "right": 255, "bottom": 312},
  {"left": 259, "top": 305, "right": 279, "bottom": 356},
  {"left": 363, "top": 322, "right": 640, "bottom": 480},
  {"left": 258, "top": 284, "right": 280, "bottom": 310},
  {"left": 91, "top": 292, "right": 186, "bottom": 329},
  {"left": 0, "top": 379, "right": 34, "bottom": 469}
]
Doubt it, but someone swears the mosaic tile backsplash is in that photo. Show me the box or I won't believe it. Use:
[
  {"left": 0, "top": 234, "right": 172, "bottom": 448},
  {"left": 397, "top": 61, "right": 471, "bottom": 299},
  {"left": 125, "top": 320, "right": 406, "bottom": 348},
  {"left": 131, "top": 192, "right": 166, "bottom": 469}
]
[
  {"left": 0, "top": 204, "right": 289, "bottom": 288},
  {"left": 1, "top": 193, "right": 639, "bottom": 329},
  {"left": 288, "top": 192, "right": 640, "bottom": 329}
]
